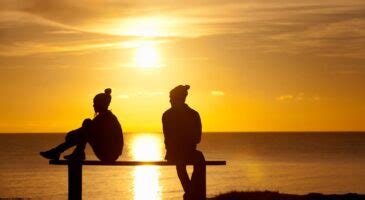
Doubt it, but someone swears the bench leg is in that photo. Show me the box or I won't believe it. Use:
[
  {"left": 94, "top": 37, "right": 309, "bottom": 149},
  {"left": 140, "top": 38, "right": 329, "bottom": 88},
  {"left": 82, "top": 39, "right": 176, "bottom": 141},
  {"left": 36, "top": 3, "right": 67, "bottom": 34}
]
[
  {"left": 68, "top": 162, "right": 82, "bottom": 200},
  {"left": 202, "top": 164, "right": 206, "bottom": 200}
]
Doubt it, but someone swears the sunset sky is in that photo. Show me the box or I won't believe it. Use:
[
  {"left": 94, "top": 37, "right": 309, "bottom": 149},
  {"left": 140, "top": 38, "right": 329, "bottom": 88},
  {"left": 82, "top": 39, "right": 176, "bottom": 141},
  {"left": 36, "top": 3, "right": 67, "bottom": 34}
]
[{"left": 0, "top": 0, "right": 364, "bottom": 132}]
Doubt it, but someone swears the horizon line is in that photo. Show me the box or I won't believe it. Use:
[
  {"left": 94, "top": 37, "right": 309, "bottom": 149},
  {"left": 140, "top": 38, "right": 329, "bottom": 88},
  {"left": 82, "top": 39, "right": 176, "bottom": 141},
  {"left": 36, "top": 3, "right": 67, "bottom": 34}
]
[{"left": 1, "top": 131, "right": 365, "bottom": 134}]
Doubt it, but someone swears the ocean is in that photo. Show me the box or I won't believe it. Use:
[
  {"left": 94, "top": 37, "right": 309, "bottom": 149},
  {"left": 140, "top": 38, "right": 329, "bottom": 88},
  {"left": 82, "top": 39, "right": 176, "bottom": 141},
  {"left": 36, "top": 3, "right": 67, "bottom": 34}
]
[{"left": 1, "top": 132, "right": 365, "bottom": 199}]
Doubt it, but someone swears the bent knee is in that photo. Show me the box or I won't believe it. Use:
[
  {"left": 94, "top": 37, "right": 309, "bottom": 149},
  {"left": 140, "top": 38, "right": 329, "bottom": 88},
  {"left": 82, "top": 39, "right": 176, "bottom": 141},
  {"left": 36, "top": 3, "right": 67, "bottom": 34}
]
[
  {"left": 82, "top": 118, "right": 92, "bottom": 128},
  {"left": 65, "top": 131, "right": 76, "bottom": 142},
  {"left": 97, "top": 153, "right": 120, "bottom": 162},
  {"left": 194, "top": 151, "right": 205, "bottom": 162},
  {"left": 65, "top": 128, "right": 86, "bottom": 142}
]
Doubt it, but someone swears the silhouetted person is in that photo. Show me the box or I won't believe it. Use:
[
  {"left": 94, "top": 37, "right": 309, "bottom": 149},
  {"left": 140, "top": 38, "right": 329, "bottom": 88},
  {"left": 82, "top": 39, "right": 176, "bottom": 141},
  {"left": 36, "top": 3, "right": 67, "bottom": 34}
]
[
  {"left": 162, "top": 85, "right": 205, "bottom": 200},
  {"left": 40, "top": 88, "right": 123, "bottom": 162}
]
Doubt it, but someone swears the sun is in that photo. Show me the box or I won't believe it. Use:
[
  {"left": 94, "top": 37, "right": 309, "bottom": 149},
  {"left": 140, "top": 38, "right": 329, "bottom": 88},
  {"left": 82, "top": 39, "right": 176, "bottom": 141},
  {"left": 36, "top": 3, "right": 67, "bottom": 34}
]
[
  {"left": 132, "top": 134, "right": 161, "bottom": 161},
  {"left": 134, "top": 44, "right": 159, "bottom": 68}
]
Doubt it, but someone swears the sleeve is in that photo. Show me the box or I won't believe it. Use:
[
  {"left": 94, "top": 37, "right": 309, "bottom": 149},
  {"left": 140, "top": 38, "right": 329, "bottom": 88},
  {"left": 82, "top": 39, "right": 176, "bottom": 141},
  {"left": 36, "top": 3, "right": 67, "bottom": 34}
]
[
  {"left": 114, "top": 116, "right": 123, "bottom": 146},
  {"left": 193, "top": 111, "right": 202, "bottom": 144},
  {"left": 162, "top": 112, "right": 169, "bottom": 149}
]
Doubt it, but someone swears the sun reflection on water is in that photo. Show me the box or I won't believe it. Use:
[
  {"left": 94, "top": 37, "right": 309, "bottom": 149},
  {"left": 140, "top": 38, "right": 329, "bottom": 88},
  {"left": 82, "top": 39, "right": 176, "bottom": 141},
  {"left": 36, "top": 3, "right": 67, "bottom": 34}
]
[{"left": 132, "top": 134, "right": 163, "bottom": 200}]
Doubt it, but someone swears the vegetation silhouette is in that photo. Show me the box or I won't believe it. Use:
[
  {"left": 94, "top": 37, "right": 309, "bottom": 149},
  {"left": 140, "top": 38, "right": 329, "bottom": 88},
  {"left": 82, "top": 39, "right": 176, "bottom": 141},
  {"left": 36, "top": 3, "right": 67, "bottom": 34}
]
[
  {"left": 40, "top": 88, "right": 123, "bottom": 162},
  {"left": 163, "top": 85, "right": 206, "bottom": 200},
  {"left": 209, "top": 191, "right": 365, "bottom": 200}
]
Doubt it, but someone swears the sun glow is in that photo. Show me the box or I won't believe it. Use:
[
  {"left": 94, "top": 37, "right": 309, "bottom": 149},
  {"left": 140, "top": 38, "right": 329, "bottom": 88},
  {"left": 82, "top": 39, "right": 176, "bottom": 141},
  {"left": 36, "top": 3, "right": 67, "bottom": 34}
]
[
  {"left": 134, "top": 44, "right": 160, "bottom": 68},
  {"left": 124, "top": 17, "right": 168, "bottom": 37},
  {"left": 132, "top": 134, "right": 162, "bottom": 160}
]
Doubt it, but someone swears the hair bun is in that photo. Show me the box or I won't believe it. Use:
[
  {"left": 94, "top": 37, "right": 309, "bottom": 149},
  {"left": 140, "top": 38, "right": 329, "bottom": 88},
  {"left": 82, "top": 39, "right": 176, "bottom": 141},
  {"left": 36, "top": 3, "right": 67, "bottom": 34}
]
[
  {"left": 104, "top": 88, "right": 112, "bottom": 95},
  {"left": 184, "top": 85, "right": 190, "bottom": 90}
]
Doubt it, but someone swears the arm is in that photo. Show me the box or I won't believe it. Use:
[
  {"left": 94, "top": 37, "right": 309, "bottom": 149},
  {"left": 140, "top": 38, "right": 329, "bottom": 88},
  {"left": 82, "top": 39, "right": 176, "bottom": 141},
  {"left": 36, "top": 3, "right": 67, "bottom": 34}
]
[
  {"left": 162, "top": 113, "right": 170, "bottom": 149},
  {"left": 192, "top": 112, "right": 202, "bottom": 144}
]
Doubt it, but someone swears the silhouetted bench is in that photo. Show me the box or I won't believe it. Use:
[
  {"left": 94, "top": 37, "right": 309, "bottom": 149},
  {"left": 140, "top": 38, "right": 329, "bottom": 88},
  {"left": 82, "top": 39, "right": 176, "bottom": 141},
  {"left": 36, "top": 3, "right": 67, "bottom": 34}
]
[{"left": 49, "top": 160, "right": 226, "bottom": 200}]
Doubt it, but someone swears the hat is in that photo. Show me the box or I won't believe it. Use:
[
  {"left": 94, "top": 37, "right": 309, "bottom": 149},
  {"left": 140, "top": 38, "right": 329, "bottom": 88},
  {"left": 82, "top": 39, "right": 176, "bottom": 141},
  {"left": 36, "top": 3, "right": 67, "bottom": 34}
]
[{"left": 170, "top": 85, "right": 190, "bottom": 99}]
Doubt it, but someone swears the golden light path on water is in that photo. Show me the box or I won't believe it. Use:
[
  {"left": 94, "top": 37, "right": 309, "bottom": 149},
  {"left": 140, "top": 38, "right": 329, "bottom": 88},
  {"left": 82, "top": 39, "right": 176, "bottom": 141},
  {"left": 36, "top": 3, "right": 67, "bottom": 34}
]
[{"left": 132, "top": 134, "right": 164, "bottom": 200}]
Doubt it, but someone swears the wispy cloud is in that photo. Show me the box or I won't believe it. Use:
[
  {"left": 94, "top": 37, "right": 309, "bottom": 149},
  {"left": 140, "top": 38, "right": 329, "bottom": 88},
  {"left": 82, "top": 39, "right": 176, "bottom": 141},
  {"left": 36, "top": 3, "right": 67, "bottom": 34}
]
[
  {"left": 0, "top": 40, "right": 127, "bottom": 57},
  {"left": 276, "top": 93, "right": 321, "bottom": 101},
  {"left": 211, "top": 90, "right": 225, "bottom": 96},
  {"left": 313, "top": 96, "right": 321, "bottom": 101},
  {"left": 117, "top": 94, "right": 130, "bottom": 99},
  {"left": 276, "top": 95, "right": 294, "bottom": 101},
  {"left": 1, "top": 1, "right": 365, "bottom": 59},
  {"left": 91, "top": 66, "right": 121, "bottom": 71}
]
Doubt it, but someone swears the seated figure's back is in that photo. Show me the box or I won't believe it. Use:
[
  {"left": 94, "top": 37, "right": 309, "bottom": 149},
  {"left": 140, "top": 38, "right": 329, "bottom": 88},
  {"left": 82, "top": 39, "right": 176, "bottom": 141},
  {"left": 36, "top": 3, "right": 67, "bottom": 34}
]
[
  {"left": 89, "top": 110, "right": 123, "bottom": 161},
  {"left": 163, "top": 103, "right": 201, "bottom": 161}
]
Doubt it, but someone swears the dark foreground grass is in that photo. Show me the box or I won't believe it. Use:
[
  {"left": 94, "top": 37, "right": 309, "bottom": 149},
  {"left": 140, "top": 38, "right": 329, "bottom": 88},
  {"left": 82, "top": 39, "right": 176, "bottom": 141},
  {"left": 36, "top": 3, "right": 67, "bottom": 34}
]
[{"left": 209, "top": 191, "right": 365, "bottom": 200}]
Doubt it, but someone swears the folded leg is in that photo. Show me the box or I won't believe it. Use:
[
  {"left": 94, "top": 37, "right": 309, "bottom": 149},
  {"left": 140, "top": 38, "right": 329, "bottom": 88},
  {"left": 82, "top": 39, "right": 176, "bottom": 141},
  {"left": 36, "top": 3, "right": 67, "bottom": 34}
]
[{"left": 40, "top": 119, "right": 91, "bottom": 160}]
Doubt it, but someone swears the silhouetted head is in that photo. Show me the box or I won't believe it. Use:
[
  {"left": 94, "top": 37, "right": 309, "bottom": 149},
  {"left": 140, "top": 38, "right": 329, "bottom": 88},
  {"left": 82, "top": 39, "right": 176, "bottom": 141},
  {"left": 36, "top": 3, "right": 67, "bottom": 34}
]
[
  {"left": 93, "top": 88, "right": 112, "bottom": 113},
  {"left": 169, "top": 85, "right": 190, "bottom": 107}
]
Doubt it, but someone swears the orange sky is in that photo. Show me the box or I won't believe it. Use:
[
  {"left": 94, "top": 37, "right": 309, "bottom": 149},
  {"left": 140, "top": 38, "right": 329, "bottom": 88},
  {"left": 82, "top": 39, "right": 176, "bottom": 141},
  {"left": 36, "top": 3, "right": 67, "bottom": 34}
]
[{"left": 0, "top": 0, "right": 364, "bottom": 132}]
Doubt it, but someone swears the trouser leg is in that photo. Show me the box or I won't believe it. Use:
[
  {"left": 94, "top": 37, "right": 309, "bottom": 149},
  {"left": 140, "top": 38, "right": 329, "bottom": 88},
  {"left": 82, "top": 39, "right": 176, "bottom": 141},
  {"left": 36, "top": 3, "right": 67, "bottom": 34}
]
[
  {"left": 191, "top": 151, "right": 206, "bottom": 199},
  {"left": 54, "top": 127, "right": 87, "bottom": 153},
  {"left": 176, "top": 164, "right": 191, "bottom": 193}
]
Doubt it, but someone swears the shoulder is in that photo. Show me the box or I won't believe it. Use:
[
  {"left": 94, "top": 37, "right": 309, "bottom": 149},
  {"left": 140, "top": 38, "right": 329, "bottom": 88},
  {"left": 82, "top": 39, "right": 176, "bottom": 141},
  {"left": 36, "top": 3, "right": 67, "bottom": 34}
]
[
  {"left": 187, "top": 106, "right": 200, "bottom": 116},
  {"left": 107, "top": 110, "right": 117, "bottom": 118},
  {"left": 94, "top": 111, "right": 118, "bottom": 121},
  {"left": 162, "top": 108, "right": 173, "bottom": 119},
  {"left": 187, "top": 107, "right": 201, "bottom": 123},
  {"left": 108, "top": 111, "right": 120, "bottom": 122}
]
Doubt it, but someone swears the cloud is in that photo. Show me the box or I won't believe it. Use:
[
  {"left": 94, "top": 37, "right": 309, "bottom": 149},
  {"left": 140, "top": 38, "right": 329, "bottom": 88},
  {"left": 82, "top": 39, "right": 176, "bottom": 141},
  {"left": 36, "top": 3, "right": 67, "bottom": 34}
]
[
  {"left": 276, "top": 93, "right": 321, "bottom": 101},
  {"left": 1, "top": 1, "right": 365, "bottom": 59},
  {"left": 276, "top": 95, "right": 294, "bottom": 101},
  {"left": 0, "top": 40, "right": 127, "bottom": 57},
  {"left": 211, "top": 90, "right": 225, "bottom": 96},
  {"left": 167, "top": 2, "right": 365, "bottom": 58},
  {"left": 117, "top": 94, "right": 130, "bottom": 99},
  {"left": 313, "top": 96, "right": 321, "bottom": 101},
  {"left": 296, "top": 93, "right": 304, "bottom": 101},
  {"left": 0, "top": 11, "right": 166, "bottom": 57},
  {"left": 47, "top": 30, "right": 80, "bottom": 35},
  {"left": 0, "top": 0, "right": 132, "bottom": 26},
  {"left": 91, "top": 66, "right": 120, "bottom": 71}
]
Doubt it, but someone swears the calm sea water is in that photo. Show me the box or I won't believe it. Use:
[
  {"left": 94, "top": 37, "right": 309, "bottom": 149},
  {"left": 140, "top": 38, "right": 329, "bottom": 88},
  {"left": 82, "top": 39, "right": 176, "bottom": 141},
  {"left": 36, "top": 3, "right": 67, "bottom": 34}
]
[{"left": 1, "top": 132, "right": 365, "bottom": 199}]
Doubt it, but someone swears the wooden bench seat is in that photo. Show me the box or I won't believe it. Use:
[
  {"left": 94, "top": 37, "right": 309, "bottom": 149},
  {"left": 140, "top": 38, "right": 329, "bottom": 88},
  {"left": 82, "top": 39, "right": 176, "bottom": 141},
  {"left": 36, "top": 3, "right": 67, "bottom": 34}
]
[{"left": 49, "top": 160, "right": 226, "bottom": 200}]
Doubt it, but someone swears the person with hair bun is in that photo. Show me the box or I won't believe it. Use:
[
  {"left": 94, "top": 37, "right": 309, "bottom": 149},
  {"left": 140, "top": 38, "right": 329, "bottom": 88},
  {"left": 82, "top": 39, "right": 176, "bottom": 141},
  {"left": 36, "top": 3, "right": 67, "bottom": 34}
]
[
  {"left": 162, "top": 85, "right": 205, "bottom": 200},
  {"left": 40, "top": 88, "right": 123, "bottom": 162}
]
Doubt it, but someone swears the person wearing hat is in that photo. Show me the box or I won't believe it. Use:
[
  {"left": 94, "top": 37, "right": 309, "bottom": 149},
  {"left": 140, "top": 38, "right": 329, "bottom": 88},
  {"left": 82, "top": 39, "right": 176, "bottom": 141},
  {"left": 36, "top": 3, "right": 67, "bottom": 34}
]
[
  {"left": 40, "top": 88, "right": 123, "bottom": 162},
  {"left": 162, "top": 85, "right": 205, "bottom": 200}
]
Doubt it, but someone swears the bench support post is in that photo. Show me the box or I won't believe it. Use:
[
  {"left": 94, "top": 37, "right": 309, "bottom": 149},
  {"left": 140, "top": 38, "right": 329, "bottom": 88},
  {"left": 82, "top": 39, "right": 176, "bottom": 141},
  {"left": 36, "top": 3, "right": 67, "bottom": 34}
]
[{"left": 68, "top": 161, "right": 82, "bottom": 200}]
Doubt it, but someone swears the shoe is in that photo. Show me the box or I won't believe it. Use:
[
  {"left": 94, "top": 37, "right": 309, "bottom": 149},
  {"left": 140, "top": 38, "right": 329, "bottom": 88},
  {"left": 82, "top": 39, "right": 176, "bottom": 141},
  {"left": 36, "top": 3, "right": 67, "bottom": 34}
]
[
  {"left": 40, "top": 149, "right": 60, "bottom": 160},
  {"left": 64, "top": 151, "right": 85, "bottom": 161},
  {"left": 183, "top": 192, "right": 193, "bottom": 200}
]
